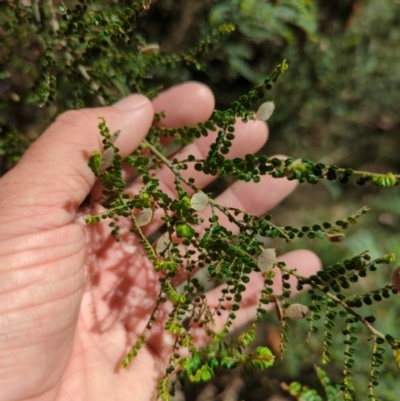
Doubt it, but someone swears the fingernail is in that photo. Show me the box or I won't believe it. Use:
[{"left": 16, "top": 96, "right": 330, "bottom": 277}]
[{"left": 113, "top": 94, "right": 150, "bottom": 110}]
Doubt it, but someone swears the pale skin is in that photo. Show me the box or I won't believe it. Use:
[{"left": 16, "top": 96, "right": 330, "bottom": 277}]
[{"left": 0, "top": 83, "right": 321, "bottom": 401}]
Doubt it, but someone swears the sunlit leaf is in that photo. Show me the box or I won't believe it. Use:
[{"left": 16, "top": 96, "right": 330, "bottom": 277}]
[
  {"left": 176, "top": 223, "right": 195, "bottom": 238},
  {"left": 88, "top": 150, "right": 102, "bottom": 175}
]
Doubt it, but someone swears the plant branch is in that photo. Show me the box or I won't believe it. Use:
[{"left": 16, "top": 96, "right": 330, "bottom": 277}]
[{"left": 280, "top": 266, "right": 399, "bottom": 348}]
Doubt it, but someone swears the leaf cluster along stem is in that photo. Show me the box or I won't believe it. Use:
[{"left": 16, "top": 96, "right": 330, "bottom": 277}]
[
  {"left": 142, "top": 139, "right": 291, "bottom": 241},
  {"left": 84, "top": 98, "right": 400, "bottom": 401},
  {"left": 81, "top": 55, "right": 400, "bottom": 400},
  {"left": 280, "top": 265, "right": 399, "bottom": 349}
]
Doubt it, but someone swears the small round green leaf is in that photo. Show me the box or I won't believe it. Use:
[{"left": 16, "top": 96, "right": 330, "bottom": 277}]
[
  {"left": 176, "top": 224, "right": 195, "bottom": 239},
  {"left": 88, "top": 150, "right": 102, "bottom": 175}
]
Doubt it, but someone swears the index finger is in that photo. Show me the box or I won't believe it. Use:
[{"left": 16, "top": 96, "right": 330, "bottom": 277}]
[{"left": 152, "top": 82, "right": 215, "bottom": 128}]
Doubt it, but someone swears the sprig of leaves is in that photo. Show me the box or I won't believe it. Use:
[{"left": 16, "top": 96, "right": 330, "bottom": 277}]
[{"left": 86, "top": 68, "right": 400, "bottom": 398}]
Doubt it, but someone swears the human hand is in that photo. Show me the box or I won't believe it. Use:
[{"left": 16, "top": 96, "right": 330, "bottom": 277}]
[{"left": 0, "top": 83, "right": 320, "bottom": 401}]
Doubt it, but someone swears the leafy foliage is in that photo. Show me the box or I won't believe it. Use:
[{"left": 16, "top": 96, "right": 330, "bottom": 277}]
[
  {"left": 282, "top": 366, "right": 343, "bottom": 401},
  {"left": 2, "top": 1, "right": 400, "bottom": 400},
  {"left": 87, "top": 74, "right": 399, "bottom": 399}
]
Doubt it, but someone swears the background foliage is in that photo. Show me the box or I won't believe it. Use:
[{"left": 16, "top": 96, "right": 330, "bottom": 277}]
[{"left": 1, "top": 0, "right": 400, "bottom": 400}]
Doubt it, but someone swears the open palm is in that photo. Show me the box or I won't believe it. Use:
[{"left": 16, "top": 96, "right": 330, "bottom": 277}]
[{"left": 0, "top": 83, "right": 320, "bottom": 401}]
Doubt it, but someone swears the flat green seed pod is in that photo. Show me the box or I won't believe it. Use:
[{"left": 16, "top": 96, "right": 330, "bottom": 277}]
[
  {"left": 100, "top": 147, "right": 114, "bottom": 172},
  {"left": 392, "top": 266, "right": 400, "bottom": 292},
  {"left": 137, "top": 207, "right": 153, "bottom": 227},
  {"left": 190, "top": 191, "right": 209, "bottom": 211},
  {"left": 256, "top": 101, "right": 275, "bottom": 121},
  {"left": 285, "top": 303, "right": 309, "bottom": 320},
  {"left": 156, "top": 235, "right": 171, "bottom": 257},
  {"left": 257, "top": 248, "right": 276, "bottom": 272}
]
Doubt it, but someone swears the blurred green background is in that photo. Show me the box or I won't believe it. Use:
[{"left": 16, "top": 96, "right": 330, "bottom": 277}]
[{"left": 1, "top": 0, "right": 400, "bottom": 399}]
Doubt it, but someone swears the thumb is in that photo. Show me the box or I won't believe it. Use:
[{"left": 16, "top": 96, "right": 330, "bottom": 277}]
[{"left": 0, "top": 95, "right": 154, "bottom": 237}]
